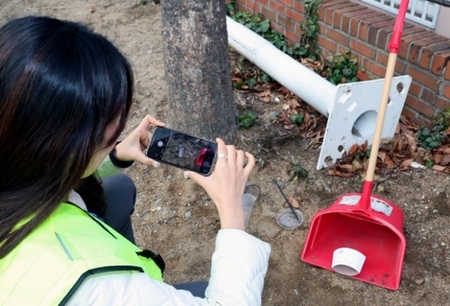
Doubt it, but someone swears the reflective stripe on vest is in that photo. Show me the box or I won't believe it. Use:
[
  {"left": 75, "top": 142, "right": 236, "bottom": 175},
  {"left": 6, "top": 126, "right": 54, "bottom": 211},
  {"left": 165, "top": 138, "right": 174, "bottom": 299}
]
[{"left": 0, "top": 203, "right": 163, "bottom": 305}]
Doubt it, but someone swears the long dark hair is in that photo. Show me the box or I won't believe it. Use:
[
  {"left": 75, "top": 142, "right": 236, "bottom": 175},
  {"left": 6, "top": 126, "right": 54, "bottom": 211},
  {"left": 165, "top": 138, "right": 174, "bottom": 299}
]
[{"left": 0, "top": 16, "right": 133, "bottom": 259}]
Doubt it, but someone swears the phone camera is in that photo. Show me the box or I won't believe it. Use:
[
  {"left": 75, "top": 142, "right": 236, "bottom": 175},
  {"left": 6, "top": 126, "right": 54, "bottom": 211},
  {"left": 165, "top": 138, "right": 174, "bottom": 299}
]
[{"left": 157, "top": 141, "right": 164, "bottom": 147}]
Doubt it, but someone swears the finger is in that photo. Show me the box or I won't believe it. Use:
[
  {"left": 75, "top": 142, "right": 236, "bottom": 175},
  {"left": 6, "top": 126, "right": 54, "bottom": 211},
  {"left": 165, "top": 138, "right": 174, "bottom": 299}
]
[
  {"left": 144, "top": 114, "right": 165, "bottom": 127},
  {"left": 243, "top": 151, "right": 255, "bottom": 176},
  {"left": 185, "top": 170, "right": 206, "bottom": 185},
  {"left": 235, "top": 149, "right": 245, "bottom": 169},
  {"left": 139, "top": 131, "right": 152, "bottom": 150},
  {"left": 134, "top": 153, "right": 161, "bottom": 168},
  {"left": 225, "top": 145, "right": 236, "bottom": 164},
  {"left": 216, "top": 138, "right": 226, "bottom": 153},
  {"left": 215, "top": 138, "right": 227, "bottom": 163}
]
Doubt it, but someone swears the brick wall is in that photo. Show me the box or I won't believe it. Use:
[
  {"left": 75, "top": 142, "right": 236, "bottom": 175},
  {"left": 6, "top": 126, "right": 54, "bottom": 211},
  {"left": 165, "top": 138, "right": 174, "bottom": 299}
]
[{"left": 233, "top": 0, "right": 450, "bottom": 126}]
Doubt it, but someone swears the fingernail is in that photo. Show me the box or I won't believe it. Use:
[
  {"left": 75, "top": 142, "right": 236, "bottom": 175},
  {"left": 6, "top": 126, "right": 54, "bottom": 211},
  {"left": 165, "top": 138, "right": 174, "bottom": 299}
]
[
  {"left": 153, "top": 162, "right": 160, "bottom": 168},
  {"left": 183, "top": 171, "right": 190, "bottom": 179}
]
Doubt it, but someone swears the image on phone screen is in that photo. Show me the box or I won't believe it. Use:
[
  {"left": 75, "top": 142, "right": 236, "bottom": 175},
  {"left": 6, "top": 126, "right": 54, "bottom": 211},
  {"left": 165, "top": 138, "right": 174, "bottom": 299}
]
[{"left": 147, "top": 128, "right": 217, "bottom": 176}]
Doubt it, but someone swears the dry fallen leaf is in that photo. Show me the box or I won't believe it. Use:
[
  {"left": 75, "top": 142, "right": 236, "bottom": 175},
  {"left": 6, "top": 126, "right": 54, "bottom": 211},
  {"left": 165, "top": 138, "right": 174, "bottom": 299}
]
[{"left": 282, "top": 196, "right": 300, "bottom": 208}]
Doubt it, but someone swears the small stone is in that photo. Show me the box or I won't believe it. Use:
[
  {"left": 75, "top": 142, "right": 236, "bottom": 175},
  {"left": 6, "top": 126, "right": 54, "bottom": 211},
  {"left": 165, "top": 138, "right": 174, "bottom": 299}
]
[
  {"left": 185, "top": 211, "right": 192, "bottom": 218},
  {"left": 156, "top": 206, "right": 162, "bottom": 211},
  {"left": 432, "top": 243, "right": 438, "bottom": 249},
  {"left": 414, "top": 278, "right": 425, "bottom": 285}
]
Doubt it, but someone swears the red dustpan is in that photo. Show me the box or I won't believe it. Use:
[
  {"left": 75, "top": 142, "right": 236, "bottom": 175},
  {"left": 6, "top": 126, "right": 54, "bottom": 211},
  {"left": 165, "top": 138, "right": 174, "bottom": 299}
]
[{"left": 301, "top": 0, "right": 409, "bottom": 291}]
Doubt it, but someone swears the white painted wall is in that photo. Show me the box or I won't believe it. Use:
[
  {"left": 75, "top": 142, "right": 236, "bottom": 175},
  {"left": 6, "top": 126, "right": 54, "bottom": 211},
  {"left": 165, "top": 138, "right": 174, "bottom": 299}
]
[{"left": 435, "top": 7, "right": 450, "bottom": 38}]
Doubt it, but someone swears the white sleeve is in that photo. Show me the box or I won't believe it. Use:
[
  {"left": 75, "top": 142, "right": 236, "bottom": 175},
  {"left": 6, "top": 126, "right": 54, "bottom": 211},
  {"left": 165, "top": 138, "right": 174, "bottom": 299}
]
[{"left": 67, "top": 229, "right": 271, "bottom": 306}]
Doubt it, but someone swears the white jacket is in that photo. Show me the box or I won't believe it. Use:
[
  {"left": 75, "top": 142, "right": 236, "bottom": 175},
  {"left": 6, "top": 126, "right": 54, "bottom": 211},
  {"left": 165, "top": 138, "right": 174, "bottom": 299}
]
[
  {"left": 66, "top": 192, "right": 271, "bottom": 305},
  {"left": 67, "top": 230, "right": 271, "bottom": 305}
]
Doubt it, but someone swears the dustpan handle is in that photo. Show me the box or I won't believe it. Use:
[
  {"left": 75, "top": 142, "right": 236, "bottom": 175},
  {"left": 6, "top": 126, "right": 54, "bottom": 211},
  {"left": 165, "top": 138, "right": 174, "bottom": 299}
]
[{"left": 364, "top": 0, "right": 409, "bottom": 184}]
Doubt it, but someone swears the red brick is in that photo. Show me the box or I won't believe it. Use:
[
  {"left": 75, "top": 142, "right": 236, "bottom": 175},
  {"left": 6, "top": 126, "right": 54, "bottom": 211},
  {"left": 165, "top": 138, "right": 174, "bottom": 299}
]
[
  {"left": 367, "top": 19, "right": 395, "bottom": 46},
  {"left": 327, "top": 28, "right": 349, "bottom": 46},
  {"left": 322, "top": 49, "right": 333, "bottom": 60},
  {"left": 358, "top": 14, "right": 391, "bottom": 41},
  {"left": 261, "top": 6, "right": 277, "bottom": 21},
  {"left": 350, "top": 39, "right": 376, "bottom": 59},
  {"left": 293, "top": 1, "right": 303, "bottom": 12},
  {"left": 349, "top": 11, "right": 380, "bottom": 37},
  {"left": 443, "top": 83, "right": 450, "bottom": 99},
  {"left": 402, "top": 108, "right": 417, "bottom": 122},
  {"left": 286, "top": 7, "right": 302, "bottom": 22},
  {"left": 337, "top": 45, "right": 347, "bottom": 54},
  {"left": 376, "top": 25, "right": 394, "bottom": 50},
  {"left": 407, "top": 66, "right": 440, "bottom": 91},
  {"left": 435, "top": 96, "right": 450, "bottom": 110},
  {"left": 317, "top": 36, "right": 337, "bottom": 53},
  {"left": 445, "top": 61, "right": 450, "bottom": 81},
  {"left": 362, "top": 58, "right": 386, "bottom": 78},
  {"left": 399, "top": 30, "right": 434, "bottom": 59},
  {"left": 402, "top": 24, "right": 426, "bottom": 36},
  {"left": 332, "top": 5, "right": 362, "bottom": 30},
  {"left": 278, "top": 14, "right": 295, "bottom": 30},
  {"left": 342, "top": 8, "right": 371, "bottom": 35},
  {"left": 318, "top": 22, "right": 325, "bottom": 35},
  {"left": 377, "top": 51, "right": 405, "bottom": 74},
  {"left": 285, "top": 28, "right": 300, "bottom": 42},
  {"left": 376, "top": 50, "right": 407, "bottom": 74},
  {"left": 278, "top": 0, "right": 293, "bottom": 7},
  {"left": 318, "top": 0, "right": 350, "bottom": 9},
  {"left": 419, "top": 41, "right": 450, "bottom": 70},
  {"left": 354, "top": 53, "right": 363, "bottom": 67},
  {"left": 269, "top": 0, "right": 285, "bottom": 14},
  {"left": 377, "top": 51, "right": 389, "bottom": 66},
  {"left": 245, "top": 0, "right": 260, "bottom": 12},
  {"left": 431, "top": 50, "right": 450, "bottom": 75},
  {"left": 416, "top": 115, "right": 433, "bottom": 127},
  {"left": 408, "top": 35, "right": 447, "bottom": 65},
  {"left": 408, "top": 82, "right": 422, "bottom": 97},
  {"left": 377, "top": 23, "right": 415, "bottom": 50},
  {"left": 271, "top": 22, "right": 284, "bottom": 34},
  {"left": 324, "top": 3, "right": 355, "bottom": 27},
  {"left": 405, "top": 95, "right": 435, "bottom": 118},
  {"left": 421, "top": 88, "right": 437, "bottom": 105},
  {"left": 318, "top": 0, "right": 351, "bottom": 21},
  {"left": 394, "top": 58, "right": 407, "bottom": 75}
]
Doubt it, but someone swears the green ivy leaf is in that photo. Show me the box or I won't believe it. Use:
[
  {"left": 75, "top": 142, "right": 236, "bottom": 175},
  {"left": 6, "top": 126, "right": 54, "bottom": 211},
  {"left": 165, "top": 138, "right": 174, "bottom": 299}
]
[
  {"left": 245, "top": 77, "right": 257, "bottom": 90},
  {"left": 290, "top": 113, "right": 304, "bottom": 125},
  {"left": 238, "top": 111, "right": 257, "bottom": 129},
  {"left": 259, "top": 72, "right": 271, "bottom": 83}
]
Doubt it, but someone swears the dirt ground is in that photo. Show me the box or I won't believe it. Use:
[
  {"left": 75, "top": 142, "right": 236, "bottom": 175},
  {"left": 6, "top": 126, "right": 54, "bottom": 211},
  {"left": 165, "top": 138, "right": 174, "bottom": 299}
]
[{"left": 2, "top": 1, "right": 449, "bottom": 305}]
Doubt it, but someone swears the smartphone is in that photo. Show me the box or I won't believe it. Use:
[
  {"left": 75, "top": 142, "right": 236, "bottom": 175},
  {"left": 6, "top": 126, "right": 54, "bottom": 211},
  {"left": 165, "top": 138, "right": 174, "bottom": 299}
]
[{"left": 146, "top": 127, "right": 218, "bottom": 176}]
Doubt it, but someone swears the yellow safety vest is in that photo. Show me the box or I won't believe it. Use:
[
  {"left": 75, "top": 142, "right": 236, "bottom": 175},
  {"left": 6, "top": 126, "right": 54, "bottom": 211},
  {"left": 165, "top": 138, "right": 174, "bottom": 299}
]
[{"left": 0, "top": 203, "right": 164, "bottom": 305}]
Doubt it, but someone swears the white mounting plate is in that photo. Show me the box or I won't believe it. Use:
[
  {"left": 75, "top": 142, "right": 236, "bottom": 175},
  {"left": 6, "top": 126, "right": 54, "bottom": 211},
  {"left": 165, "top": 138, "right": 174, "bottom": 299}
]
[{"left": 316, "top": 75, "right": 412, "bottom": 170}]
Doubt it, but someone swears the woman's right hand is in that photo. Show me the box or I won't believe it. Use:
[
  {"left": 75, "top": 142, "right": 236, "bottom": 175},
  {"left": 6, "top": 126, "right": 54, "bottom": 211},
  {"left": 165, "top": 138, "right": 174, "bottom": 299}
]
[{"left": 186, "top": 138, "right": 255, "bottom": 231}]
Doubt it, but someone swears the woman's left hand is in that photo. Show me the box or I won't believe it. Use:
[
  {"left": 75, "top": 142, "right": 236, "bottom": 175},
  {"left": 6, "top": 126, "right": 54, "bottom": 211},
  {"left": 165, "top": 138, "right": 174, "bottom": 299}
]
[{"left": 114, "top": 114, "right": 165, "bottom": 167}]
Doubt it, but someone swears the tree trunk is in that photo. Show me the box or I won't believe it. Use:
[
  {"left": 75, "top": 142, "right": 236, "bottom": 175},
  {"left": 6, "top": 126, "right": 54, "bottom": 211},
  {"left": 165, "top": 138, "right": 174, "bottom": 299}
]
[{"left": 160, "top": 0, "right": 236, "bottom": 142}]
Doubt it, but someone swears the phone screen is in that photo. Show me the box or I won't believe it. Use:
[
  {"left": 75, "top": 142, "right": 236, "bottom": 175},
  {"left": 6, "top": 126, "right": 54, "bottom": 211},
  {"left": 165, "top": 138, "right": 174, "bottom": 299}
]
[{"left": 146, "top": 127, "right": 217, "bottom": 176}]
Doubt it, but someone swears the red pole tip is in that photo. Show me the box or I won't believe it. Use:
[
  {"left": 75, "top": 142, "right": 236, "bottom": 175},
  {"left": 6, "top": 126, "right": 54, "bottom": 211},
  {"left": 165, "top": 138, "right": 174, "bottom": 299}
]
[{"left": 388, "top": 0, "right": 409, "bottom": 53}]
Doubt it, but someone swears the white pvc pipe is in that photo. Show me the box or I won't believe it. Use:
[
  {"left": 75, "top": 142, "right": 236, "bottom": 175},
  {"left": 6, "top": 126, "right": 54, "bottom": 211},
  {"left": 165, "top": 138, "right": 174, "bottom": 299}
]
[{"left": 226, "top": 16, "right": 336, "bottom": 117}]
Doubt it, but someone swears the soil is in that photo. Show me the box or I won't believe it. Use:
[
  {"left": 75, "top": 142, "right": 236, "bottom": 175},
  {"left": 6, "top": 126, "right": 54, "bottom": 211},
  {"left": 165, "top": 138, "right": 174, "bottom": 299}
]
[{"left": 2, "top": 1, "right": 449, "bottom": 305}]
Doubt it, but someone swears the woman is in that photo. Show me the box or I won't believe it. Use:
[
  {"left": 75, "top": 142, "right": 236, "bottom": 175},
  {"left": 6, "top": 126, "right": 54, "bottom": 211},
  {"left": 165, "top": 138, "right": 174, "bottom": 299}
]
[{"left": 0, "top": 16, "right": 271, "bottom": 305}]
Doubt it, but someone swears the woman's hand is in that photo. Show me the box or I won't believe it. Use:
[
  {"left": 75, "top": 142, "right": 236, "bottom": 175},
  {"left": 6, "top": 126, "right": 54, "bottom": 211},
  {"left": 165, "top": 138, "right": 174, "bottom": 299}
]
[
  {"left": 187, "top": 138, "right": 255, "bottom": 231},
  {"left": 114, "top": 114, "right": 165, "bottom": 167}
]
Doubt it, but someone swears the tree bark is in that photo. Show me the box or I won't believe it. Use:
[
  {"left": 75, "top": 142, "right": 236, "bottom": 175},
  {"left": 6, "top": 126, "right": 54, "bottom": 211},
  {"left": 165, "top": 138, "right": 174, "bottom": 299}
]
[{"left": 160, "top": 0, "right": 236, "bottom": 142}]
